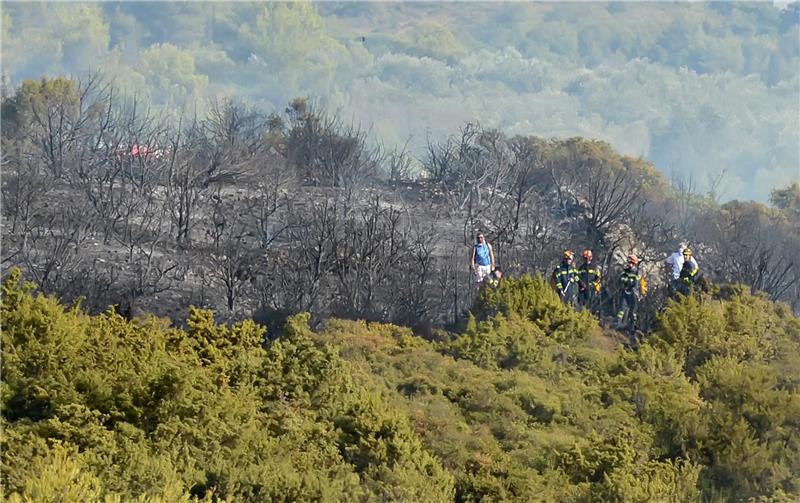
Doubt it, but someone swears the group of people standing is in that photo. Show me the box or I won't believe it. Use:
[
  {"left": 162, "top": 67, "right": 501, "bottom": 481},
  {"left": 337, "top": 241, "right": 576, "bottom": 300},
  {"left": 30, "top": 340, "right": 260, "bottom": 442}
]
[
  {"left": 551, "top": 249, "right": 645, "bottom": 329},
  {"left": 666, "top": 243, "right": 700, "bottom": 295},
  {"left": 552, "top": 249, "right": 603, "bottom": 308},
  {"left": 471, "top": 233, "right": 703, "bottom": 331}
]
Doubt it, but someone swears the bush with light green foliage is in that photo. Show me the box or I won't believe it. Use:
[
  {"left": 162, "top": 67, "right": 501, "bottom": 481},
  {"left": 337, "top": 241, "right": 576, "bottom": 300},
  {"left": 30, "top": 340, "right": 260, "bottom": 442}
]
[
  {"left": 1, "top": 269, "right": 451, "bottom": 501},
  {"left": 649, "top": 288, "right": 800, "bottom": 500},
  {"left": 472, "top": 274, "right": 598, "bottom": 342},
  {"left": 2, "top": 269, "right": 799, "bottom": 501}
]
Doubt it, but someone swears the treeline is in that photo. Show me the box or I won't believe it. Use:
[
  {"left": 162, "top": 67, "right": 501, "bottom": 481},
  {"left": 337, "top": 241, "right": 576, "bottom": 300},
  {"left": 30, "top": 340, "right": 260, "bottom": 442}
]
[
  {"left": 2, "top": 2, "right": 798, "bottom": 201},
  {"left": 2, "top": 76, "right": 799, "bottom": 329},
  {"left": 5, "top": 3, "right": 797, "bottom": 93},
  {"left": 2, "top": 269, "right": 799, "bottom": 501}
]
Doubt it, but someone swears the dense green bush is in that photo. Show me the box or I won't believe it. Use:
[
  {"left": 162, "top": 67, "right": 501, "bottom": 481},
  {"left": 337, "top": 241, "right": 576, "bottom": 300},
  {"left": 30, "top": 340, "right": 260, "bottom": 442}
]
[
  {"left": 1, "top": 271, "right": 450, "bottom": 501},
  {"left": 2, "top": 269, "right": 799, "bottom": 501},
  {"left": 472, "top": 275, "right": 598, "bottom": 342}
]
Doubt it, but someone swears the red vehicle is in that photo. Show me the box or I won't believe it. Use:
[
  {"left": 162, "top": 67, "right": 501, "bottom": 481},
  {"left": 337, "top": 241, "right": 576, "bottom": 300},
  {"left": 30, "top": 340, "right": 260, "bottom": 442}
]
[{"left": 129, "top": 144, "right": 166, "bottom": 159}]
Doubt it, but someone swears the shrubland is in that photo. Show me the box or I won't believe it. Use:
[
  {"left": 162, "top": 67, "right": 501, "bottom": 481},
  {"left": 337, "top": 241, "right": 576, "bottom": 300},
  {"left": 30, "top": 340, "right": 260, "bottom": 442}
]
[{"left": 3, "top": 270, "right": 798, "bottom": 502}]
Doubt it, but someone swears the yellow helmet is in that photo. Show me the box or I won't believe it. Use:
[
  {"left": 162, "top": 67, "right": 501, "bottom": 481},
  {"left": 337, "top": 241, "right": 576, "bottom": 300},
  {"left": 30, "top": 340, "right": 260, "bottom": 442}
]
[{"left": 683, "top": 247, "right": 693, "bottom": 257}]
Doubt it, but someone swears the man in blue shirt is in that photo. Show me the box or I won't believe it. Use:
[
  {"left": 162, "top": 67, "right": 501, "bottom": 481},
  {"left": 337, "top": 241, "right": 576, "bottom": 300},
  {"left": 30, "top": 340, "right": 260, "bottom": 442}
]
[{"left": 471, "top": 232, "right": 496, "bottom": 283}]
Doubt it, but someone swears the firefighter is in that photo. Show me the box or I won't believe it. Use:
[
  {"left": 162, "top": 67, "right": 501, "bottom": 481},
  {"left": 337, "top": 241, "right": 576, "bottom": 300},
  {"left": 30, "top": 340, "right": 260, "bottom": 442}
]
[
  {"left": 616, "top": 254, "right": 646, "bottom": 332},
  {"left": 677, "top": 247, "right": 700, "bottom": 295},
  {"left": 552, "top": 250, "right": 580, "bottom": 306},
  {"left": 578, "top": 249, "right": 602, "bottom": 311}
]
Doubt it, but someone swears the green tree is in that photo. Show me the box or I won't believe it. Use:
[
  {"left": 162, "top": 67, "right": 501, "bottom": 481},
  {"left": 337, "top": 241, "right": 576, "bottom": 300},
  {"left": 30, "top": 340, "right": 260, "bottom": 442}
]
[
  {"left": 135, "top": 44, "right": 209, "bottom": 107},
  {"left": 2, "top": 3, "right": 109, "bottom": 78},
  {"left": 770, "top": 182, "right": 800, "bottom": 227}
]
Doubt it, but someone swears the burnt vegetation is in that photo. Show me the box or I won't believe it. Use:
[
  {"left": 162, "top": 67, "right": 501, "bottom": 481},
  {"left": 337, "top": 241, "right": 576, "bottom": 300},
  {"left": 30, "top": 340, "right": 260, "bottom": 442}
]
[{"left": 2, "top": 76, "right": 799, "bottom": 329}]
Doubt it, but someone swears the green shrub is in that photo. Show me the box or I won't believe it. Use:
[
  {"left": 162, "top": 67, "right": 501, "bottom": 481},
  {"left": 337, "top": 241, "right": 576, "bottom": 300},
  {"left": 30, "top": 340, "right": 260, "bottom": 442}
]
[
  {"left": 597, "top": 458, "right": 701, "bottom": 503},
  {"left": 695, "top": 356, "right": 800, "bottom": 498},
  {"left": 473, "top": 275, "right": 598, "bottom": 342},
  {"left": 446, "top": 313, "right": 546, "bottom": 370},
  {"left": 653, "top": 289, "right": 796, "bottom": 374},
  {"left": 2, "top": 269, "right": 799, "bottom": 501}
]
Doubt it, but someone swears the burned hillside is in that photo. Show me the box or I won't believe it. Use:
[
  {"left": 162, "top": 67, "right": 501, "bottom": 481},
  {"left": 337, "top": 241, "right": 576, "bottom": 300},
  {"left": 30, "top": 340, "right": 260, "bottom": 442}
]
[{"left": 2, "top": 78, "right": 799, "bottom": 329}]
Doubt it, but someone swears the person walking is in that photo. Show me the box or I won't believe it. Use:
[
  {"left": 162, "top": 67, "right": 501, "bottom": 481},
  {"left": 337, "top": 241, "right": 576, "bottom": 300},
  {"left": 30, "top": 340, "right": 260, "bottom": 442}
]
[{"left": 471, "top": 232, "right": 496, "bottom": 283}]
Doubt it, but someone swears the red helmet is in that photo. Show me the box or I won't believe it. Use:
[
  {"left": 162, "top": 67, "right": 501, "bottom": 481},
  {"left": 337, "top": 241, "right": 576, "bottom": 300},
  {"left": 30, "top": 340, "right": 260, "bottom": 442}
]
[
  {"left": 582, "top": 249, "right": 593, "bottom": 260},
  {"left": 627, "top": 254, "right": 640, "bottom": 266},
  {"left": 564, "top": 250, "right": 575, "bottom": 260}
]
